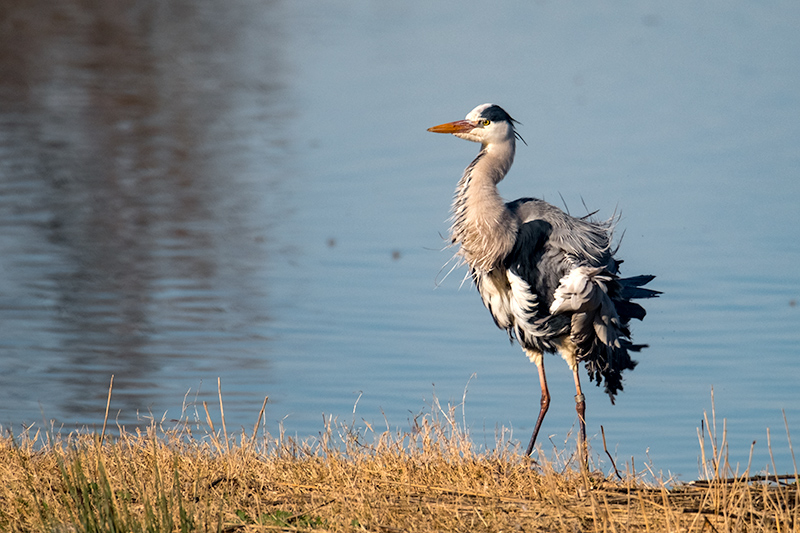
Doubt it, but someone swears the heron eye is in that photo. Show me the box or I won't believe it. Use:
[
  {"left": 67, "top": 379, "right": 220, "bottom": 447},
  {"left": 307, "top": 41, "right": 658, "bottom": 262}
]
[{"left": 482, "top": 119, "right": 490, "bottom": 126}]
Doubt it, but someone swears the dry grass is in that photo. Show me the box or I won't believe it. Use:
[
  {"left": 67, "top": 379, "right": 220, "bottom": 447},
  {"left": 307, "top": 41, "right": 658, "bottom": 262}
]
[{"left": 0, "top": 385, "right": 797, "bottom": 532}]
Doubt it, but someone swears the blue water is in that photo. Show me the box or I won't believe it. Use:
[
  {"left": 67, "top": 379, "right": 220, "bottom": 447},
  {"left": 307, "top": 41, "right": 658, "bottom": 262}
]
[{"left": 1, "top": 1, "right": 798, "bottom": 481}]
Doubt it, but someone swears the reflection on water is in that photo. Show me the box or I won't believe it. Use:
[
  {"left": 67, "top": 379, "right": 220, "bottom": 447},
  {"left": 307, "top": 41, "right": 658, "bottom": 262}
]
[{"left": 0, "top": 0, "right": 289, "bottom": 428}]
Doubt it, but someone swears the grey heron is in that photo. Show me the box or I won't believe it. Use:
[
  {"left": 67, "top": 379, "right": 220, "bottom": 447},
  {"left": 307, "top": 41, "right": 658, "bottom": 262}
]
[{"left": 428, "top": 103, "right": 659, "bottom": 456}]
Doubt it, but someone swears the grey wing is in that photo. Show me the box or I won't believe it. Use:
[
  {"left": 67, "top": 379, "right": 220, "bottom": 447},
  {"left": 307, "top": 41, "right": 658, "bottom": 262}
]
[
  {"left": 508, "top": 197, "right": 614, "bottom": 268},
  {"left": 498, "top": 215, "right": 571, "bottom": 353},
  {"left": 509, "top": 198, "right": 660, "bottom": 400}
]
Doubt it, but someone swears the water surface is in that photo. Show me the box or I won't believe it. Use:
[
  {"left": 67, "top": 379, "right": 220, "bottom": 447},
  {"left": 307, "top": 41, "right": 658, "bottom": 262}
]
[{"left": 1, "top": 1, "right": 798, "bottom": 480}]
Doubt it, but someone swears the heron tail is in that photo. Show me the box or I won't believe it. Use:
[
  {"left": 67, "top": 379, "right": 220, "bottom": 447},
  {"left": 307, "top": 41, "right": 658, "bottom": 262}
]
[{"left": 550, "top": 266, "right": 658, "bottom": 401}]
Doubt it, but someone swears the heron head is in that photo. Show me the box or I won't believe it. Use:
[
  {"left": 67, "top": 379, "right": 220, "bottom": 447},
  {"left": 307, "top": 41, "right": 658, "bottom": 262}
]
[{"left": 427, "top": 103, "right": 525, "bottom": 146}]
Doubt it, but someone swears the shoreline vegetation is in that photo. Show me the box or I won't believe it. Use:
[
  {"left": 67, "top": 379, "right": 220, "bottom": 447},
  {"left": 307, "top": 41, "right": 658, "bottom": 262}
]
[{"left": 1, "top": 382, "right": 797, "bottom": 532}]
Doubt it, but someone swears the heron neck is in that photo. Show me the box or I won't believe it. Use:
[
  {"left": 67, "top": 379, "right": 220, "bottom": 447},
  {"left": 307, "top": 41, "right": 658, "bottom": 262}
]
[
  {"left": 480, "top": 140, "right": 515, "bottom": 184},
  {"left": 450, "top": 144, "right": 517, "bottom": 271}
]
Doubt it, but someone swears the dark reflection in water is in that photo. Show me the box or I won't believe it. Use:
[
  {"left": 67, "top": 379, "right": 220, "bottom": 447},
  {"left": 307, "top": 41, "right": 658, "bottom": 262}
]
[{"left": 0, "top": 0, "right": 289, "bottom": 429}]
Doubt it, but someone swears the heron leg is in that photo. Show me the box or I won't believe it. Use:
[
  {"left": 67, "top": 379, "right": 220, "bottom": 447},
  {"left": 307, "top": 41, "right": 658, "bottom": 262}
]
[
  {"left": 572, "top": 367, "right": 587, "bottom": 459},
  {"left": 525, "top": 349, "right": 549, "bottom": 456},
  {"left": 556, "top": 337, "right": 588, "bottom": 459}
]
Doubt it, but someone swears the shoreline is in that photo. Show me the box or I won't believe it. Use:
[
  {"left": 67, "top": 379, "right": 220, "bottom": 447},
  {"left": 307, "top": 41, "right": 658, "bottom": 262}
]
[{"left": 2, "top": 401, "right": 797, "bottom": 532}]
